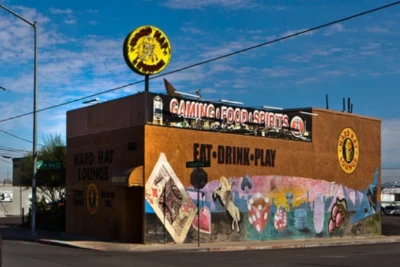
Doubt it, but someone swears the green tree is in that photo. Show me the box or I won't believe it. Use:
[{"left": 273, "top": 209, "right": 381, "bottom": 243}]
[{"left": 20, "top": 133, "right": 66, "bottom": 207}]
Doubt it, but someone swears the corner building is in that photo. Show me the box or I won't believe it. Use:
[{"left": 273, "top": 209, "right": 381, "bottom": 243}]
[{"left": 66, "top": 91, "right": 381, "bottom": 244}]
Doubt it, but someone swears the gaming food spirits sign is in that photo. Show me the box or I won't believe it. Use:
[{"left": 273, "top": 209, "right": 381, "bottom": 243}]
[{"left": 148, "top": 93, "right": 313, "bottom": 142}]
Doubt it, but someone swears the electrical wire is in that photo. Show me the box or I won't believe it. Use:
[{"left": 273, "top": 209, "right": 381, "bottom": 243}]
[
  {"left": 0, "top": 158, "right": 12, "bottom": 164},
  {"left": 0, "top": 1, "right": 399, "bottom": 125},
  {"left": 0, "top": 129, "right": 45, "bottom": 147},
  {"left": 0, "top": 145, "right": 29, "bottom": 153}
]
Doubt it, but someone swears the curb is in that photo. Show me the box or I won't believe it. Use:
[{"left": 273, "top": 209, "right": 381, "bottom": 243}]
[
  {"left": 37, "top": 239, "right": 93, "bottom": 250},
  {"left": 205, "top": 238, "right": 400, "bottom": 252},
  {"left": 32, "top": 237, "right": 400, "bottom": 253}
]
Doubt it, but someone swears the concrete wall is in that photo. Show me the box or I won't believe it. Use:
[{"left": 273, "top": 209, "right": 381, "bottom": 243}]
[
  {"left": 0, "top": 186, "right": 37, "bottom": 217},
  {"left": 143, "top": 109, "right": 381, "bottom": 244}
]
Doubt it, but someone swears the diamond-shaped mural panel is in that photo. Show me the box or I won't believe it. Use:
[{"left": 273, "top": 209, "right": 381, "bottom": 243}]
[{"left": 145, "top": 153, "right": 197, "bottom": 244}]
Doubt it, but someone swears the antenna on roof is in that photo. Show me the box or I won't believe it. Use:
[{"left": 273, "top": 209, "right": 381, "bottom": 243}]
[
  {"left": 325, "top": 94, "right": 329, "bottom": 110},
  {"left": 195, "top": 89, "right": 201, "bottom": 99},
  {"left": 348, "top": 97, "right": 351, "bottom": 113}
]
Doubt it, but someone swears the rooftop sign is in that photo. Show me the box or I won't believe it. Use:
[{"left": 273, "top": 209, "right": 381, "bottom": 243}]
[
  {"left": 123, "top": 25, "right": 172, "bottom": 75},
  {"left": 147, "top": 93, "right": 313, "bottom": 142}
]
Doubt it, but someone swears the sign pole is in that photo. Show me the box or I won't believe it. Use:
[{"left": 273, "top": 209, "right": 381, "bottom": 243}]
[
  {"left": 186, "top": 160, "right": 209, "bottom": 247},
  {"left": 197, "top": 167, "right": 200, "bottom": 247},
  {"left": 145, "top": 75, "right": 149, "bottom": 92}
]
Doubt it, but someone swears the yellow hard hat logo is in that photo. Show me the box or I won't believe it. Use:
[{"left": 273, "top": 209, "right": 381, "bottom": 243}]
[
  {"left": 86, "top": 183, "right": 99, "bottom": 215},
  {"left": 337, "top": 128, "right": 359, "bottom": 174},
  {"left": 123, "top": 25, "right": 172, "bottom": 75}
]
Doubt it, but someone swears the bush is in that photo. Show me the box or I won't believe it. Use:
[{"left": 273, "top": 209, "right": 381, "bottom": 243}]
[{"left": 23, "top": 199, "right": 66, "bottom": 232}]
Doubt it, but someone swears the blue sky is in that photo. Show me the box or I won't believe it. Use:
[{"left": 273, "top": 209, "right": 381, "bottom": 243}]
[{"left": 0, "top": 0, "right": 399, "bottom": 183}]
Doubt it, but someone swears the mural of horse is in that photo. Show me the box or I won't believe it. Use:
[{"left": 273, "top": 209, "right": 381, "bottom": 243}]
[{"left": 212, "top": 176, "right": 241, "bottom": 232}]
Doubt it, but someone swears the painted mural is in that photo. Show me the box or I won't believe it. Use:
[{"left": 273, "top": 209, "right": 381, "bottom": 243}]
[{"left": 145, "top": 153, "right": 380, "bottom": 244}]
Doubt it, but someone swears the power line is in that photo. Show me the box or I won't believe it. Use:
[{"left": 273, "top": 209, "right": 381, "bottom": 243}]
[
  {"left": 0, "top": 158, "right": 12, "bottom": 164},
  {"left": 0, "top": 145, "right": 28, "bottom": 152},
  {"left": 0, "top": 1, "right": 399, "bottom": 124},
  {"left": 0, "top": 129, "right": 45, "bottom": 147}
]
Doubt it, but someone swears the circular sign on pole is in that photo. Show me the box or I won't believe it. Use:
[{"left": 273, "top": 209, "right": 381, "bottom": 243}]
[
  {"left": 123, "top": 25, "right": 172, "bottom": 76},
  {"left": 190, "top": 168, "right": 208, "bottom": 190}
]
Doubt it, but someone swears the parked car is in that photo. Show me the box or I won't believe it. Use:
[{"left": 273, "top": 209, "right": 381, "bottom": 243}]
[
  {"left": 389, "top": 208, "right": 400, "bottom": 216},
  {"left": 384, "top": 206, "right": 400, "bottom": 215}
]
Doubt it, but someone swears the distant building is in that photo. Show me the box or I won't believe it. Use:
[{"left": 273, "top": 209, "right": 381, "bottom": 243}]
[
  {"left": 381, "top": 187, "right": 400, "bottom": 207},
  {"left": 12, "top": 157, "right": 24, "bottom": 186}
]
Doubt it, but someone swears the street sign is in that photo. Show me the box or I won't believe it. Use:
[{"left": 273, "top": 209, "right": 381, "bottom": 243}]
[
  {"left": 186, "top": 161, "right": 210, "bottom": 168},
  {"left": 37, "top": 161, "right": 62, "bottom": 170},
  {"left": 190, "top": 168, "right": 208, "bottom": 190}
]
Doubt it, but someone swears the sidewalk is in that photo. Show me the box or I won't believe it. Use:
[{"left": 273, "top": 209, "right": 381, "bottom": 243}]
[{"left": 3, "top": 224, "right": 400, "bottom": 253}]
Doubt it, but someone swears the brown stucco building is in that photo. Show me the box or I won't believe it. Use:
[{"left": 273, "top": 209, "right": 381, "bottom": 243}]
[{"left": 66, "top": 91, "right": 381, "bottom": 244}]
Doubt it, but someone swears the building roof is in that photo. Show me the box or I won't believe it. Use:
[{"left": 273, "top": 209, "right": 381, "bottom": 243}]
[{"left": 382, "top": 187, "right": 400, "bottom": 194}]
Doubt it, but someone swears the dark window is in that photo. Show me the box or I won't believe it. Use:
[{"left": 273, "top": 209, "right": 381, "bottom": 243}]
[{"left": 395, "top": 194, "right": 400, "bottom": 201}]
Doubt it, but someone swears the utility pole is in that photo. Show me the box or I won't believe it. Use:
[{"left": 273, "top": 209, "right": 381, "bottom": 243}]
[{"left": 0, "top": 4, "right": 38, "bottom": 235}]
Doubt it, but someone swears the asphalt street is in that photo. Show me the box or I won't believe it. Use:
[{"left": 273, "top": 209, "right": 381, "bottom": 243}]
[{"left": 3, "top": 239, "right": 400, "bottom": 267}]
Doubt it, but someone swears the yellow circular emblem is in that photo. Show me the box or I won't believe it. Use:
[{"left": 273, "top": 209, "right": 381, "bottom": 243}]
[
  {"left": 86, "top": 183, "right": 99, "bottom": 215},
  {"left": 123, "top": 25, "right": 172, "bottom": 75},
  {"left": 337, "top": 128, "right": 359, "bottom": 174}
]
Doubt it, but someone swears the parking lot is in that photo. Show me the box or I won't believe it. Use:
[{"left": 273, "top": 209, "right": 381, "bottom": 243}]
[{"left": 382, "top": 214, "right": 400, "bottom": 235}]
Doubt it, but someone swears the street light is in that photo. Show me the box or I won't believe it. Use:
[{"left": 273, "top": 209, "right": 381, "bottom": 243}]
[
  {"left": 174, "top": 91, "right": 200, "bottom": 99},
  {"left": 82, "top": 98, "right": 100, "bottom": 104},
  {"left": 299, "top": 111, "right": 319, "bottom": 117},
  {"left": 261, "top": 105, "right": 284, "bottom": 110},
  {"left": 219, "top": 99, "right": 244, "bottom": 105},
  {"left": 0, "top": 4, "right": 38, "bottom": 235}
]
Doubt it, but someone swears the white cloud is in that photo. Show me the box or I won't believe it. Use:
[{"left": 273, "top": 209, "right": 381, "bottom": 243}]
[
  {"left": 161, "top": 0, "right": 262, "bottom": 10},
  {"left": 321, "top": 70, "right": 347, "bottom": 77},
  {"left": 310, "top": 47, "right": 344, "bottom": 56},
  {"left": 382, "top": 119, "right": 400, "bottom": 167},
  {"left": 9, "top": 5, "right": 51, "bottom": 24},
  {"left": 180, "top": 27, "right": 204, "bottom": 35},
  {"left": 0, "top": 7, "right": 72, "bottom": 70},
  {"left": 295, "top": 77, "right": 319, "bottom": 85},
  {"left": 261, "top": 67, "right": 296, "bottom": 77},
  {"left": 269, "top": 5, "right": 287, "bottom": 11},
  {"left": 49, "top": 8, "right": 73, "bottom": 15},
  {"left": 87, "top": 9, "right": 99, "bottom": 14},
  {"left": 324, "top": 23, "right": 345, "bottom": 36},
  {"left": 366, "top": 26, "right": 389, "bottom": 33},
  {"left": 201, "top": 40, "right": 257, "bottom": 58},
  {"left": 64, "top": 19, "right": 76, "bottom": 24},
  {"left": 361, "top": 43, "right": 381, "bottom": 50},
  {"left": 201, "top": 88, "right": 218, "bottom": 94}
]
